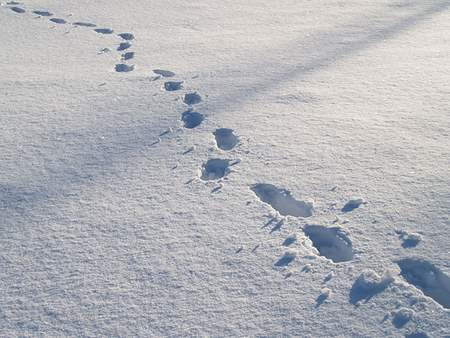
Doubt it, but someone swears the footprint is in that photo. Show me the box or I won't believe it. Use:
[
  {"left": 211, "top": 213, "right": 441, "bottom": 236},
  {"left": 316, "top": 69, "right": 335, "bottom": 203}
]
[
  {"left": 94, "top": 28, "right": 114, "bottom": 34},
  {"left": 118, "top": 32, "right": 134, "bottom": 40},
  {"left": 303, "top": 225, "right": 354, "bottom": 262},
  {"left": 164, "top": 81, "right": 183, "bottom": 91},
  {"left": 250, "top": 183, "right": 313, "bottom": 217},
  {"left": 181, "top": 111, "right": 204, "bottom": 129},
  {"left": 153, "top": 69, "right": 175, "bottom": 77},
  {"left": 183, "top": 92, "right": 202, "bottom": 105},
  {"left": 121, "top": 52, "right": 135, "bottom": 61},
  {"left": 200, "top": 159, "right": 231, "bottom": 180},
  {"left": 33, "top": 10, "right": 53, "bottom": 16},
  {"left": 115, "top": 64, "right": 134, "bottom": 72},
  {"left": 73, "top": 21, "right": 96, "bottom": 27},
  {"left": 50, "top": 18, "right": 67, "bottom": 24},
  {"left": 10, "top": 6, "right": 25, "bottom": 13},
  {"left": 342, "top": 198, "right": 365, "bottom": 212},
  {"left": 396, "top": 258, "right": 450, "bottom": 309},
  {"left": 117, "top": 42, "right": 131, "bottom": 51},
  {"left": 214, "top": 128, "right": 238, "bottom": 151}
]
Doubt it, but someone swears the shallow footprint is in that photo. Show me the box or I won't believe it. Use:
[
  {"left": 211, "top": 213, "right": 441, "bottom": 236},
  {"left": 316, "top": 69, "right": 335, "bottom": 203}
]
[
  {"left": 117, "top": 42, "right": 131, "bottom": 51},
  {"left": 115, "top": 64, "right": 134, "bottom": 72},
  {"left": 200, "top": 159, "right": 231, "bottom": 180},
  {"left": 73, "top": 21, "right": 96, "bottom": 27},
  {"left": 164, "top": 81, "right": 183, "bottom": 91},
  {"left": 121, "top": 52, "right": 135, "bottom": 61},
  {"left": 181, "top": 111, "right": 204, "bottom": 129},
  {"left": 33, "top": 10, "right": 53, "bottom": 16},
  {"left": 118, "top": 32, "right": 134, "bottom": 40},
  {"left": 214, "top": 128, "right": 238, "bottom": 151},
  {"left": 10, "top": 6, "right": 25, "bottom": 13},
  {"left": 183, "top": 92, "right": 202, "bottom": 105},
  {"left": 94, "top": 28, "right": 114, "bottom": 34},
  {"left": 50, "top": 18, "right": 67, "bottom": 24},
  {"left": 153, "top": 69, "right": 175, "bottom": 77}
]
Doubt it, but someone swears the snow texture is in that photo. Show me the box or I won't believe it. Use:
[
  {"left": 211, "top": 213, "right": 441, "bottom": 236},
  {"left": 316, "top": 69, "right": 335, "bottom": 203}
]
[{"left": 1, "top": 0, "right": 449, "bottom": 336}]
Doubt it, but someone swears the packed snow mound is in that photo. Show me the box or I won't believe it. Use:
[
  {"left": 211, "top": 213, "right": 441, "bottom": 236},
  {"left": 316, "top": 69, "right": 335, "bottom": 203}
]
[{"left": 349, "top": 270, "right": 394, "bottom": 304}]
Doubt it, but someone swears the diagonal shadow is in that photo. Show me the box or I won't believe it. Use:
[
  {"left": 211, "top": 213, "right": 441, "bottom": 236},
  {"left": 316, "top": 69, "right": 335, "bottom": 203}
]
[
  {"left": 208, "top": 0, "right": 450, "bottom": 112},
  {"left": 1, "top": 0, "right": 449, "bottom": 218}
]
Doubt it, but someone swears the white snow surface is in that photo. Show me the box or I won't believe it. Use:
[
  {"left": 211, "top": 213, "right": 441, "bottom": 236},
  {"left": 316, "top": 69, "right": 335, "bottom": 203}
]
[{"left": 1, "top": 0, "right": 449, "bottom": 337}]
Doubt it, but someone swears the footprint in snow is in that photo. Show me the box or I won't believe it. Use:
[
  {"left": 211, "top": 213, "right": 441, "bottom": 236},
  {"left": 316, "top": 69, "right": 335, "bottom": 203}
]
[
  {"left": 50, "top": 18, "right": 66, "bottom": 24},
  {"left": 164, "top": 81, "right": 183, "bottom": 91},
  {"left": 396, "top": 258, "right": 450, "bottom": 309},
  {"left": 10, "top": 6, "right": 25, "bottom": 13},
  {"left": 214, "top": 128, "right": 239, "bottom": 151},
  {"left": 200, "top": 159, "right": 232, "bottom": 181},
  {"left": 153, "top": 69, "right": 176, "bottom": 77},
  {"left": 121, "top": 52, "right": 135, "bottom": 61},
  {"left": 115, "top": 64, "right": 134, "bottom": 72},
  {"left": 304, "top": 225, "right": 354, "bottom": 263},
  {"left": 73, "top": 21, "right": 96, "bottom": 27},
  {"left": 251, "top": 183, "right": 313, "bottom": 218},
  {"left": 181, "top": 110, "right": 204, "bottom": 129},
  {"left": 183, "top": 92, "right": 202, "bottom": 105},
  {"left": 33, "top": 10, "right": 53, "bottom": 16},
  {"left": 117, "top": 42, "right": 131, "bottom": 51},
  {"left": 94, "top": 28, "right": 114, "bottom": 34},
  {"left": 118, "top": 32, "right": 134, "bottom": 40}
]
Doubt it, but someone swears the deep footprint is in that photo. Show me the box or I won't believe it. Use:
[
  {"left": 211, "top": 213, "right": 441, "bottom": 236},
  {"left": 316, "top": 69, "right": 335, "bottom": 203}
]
[
  {"left": 121, "top": 52, "right": 135, "bottom": 61},
  {"left": 214, "top": 128, "right": 238, "bottom": 150},
  {"left": 115, "top": 64, "right": 134, "bottom": 72},
  {"left": 50, "top": 18, "right": 66, "bottom": 24},
  {"left": 153, "top": 69, "right": 175, "bottom": 77},
  {"left": 183, "top": 92, "right": 202, "bottom": 105},
  {"left": 117, "top": 42, "right": 131, "bottom": 51},
  {"left": 73, "top": 22, "right": 96, "bottom": 27},
  {"left": 118, "top": 32, "right": 134, "bottom": 40},
  {"left": 397, "top": 258, "right": 450, "bottom": 309},
  {"left": 181, "top": 111, "right": 204, "bottom": 129},
  {"left": 33, "top": 10, "right": 53, "bottom": 16},
  {"left": 94, "top": 28, "right": 114, "bottom": 34},
  {"left": 251, "top": 183, "right": 313, "bottom": 217},
  {"left": 164, "top": 81, "right": 183, "bottom": 91},
  {"left": 304, "top": 225, "right": 354, "bottom": 263},
  {"left": 10, "top": 6, "right": 25, "bottom": 13},
  {"left": 200, "top": 159, "right": 231, "bottom": 180}
]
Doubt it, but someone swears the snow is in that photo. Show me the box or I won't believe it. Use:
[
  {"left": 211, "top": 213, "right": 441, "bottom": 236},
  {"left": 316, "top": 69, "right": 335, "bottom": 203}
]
[{"left": 1, "top": 0, "right": 449, "bottom": 337}]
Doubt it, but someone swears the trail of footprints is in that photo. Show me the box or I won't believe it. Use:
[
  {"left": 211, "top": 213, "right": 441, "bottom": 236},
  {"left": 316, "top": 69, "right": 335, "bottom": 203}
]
[
  {"left": 4, "top": 1, "right": 135, "bottom": 73},
  {"left": 4, "top": 2, "right": 449, "bottom": 333}
]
